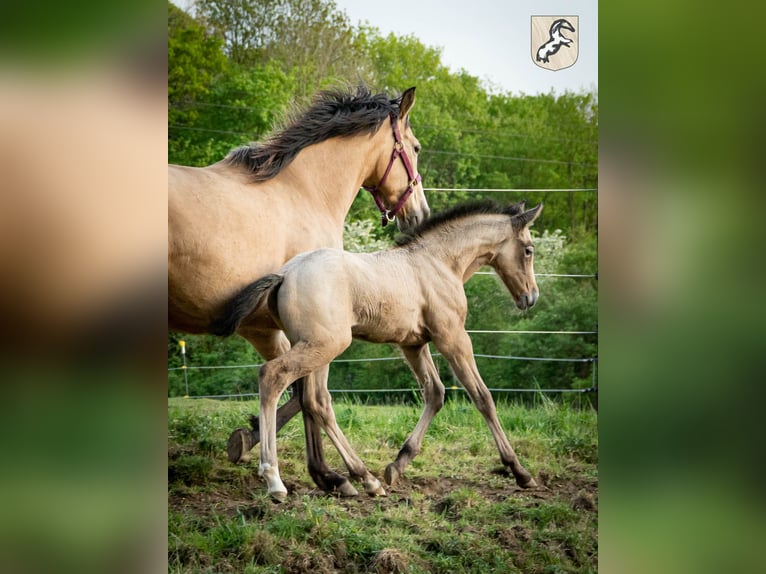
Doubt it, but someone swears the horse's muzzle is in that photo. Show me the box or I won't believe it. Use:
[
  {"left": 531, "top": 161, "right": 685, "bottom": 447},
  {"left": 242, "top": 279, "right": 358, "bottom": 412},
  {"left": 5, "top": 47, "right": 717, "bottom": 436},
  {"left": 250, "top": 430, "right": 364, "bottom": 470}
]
[
  {"left": 396, "top": 205, "right": 430, "bottom": 232},
  {"left": 516, "top": 290, "right": 539, "bottom": 310}
]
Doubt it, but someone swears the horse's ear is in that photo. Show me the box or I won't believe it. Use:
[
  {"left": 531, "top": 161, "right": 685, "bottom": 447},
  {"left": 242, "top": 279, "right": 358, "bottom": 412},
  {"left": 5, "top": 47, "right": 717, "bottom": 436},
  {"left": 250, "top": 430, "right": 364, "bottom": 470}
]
[
  {"left": 512, "top": 203, "right": 543, "bottom": 229},
  {"left": 399, "top": 87, "right": 416, "bottom": 118}
]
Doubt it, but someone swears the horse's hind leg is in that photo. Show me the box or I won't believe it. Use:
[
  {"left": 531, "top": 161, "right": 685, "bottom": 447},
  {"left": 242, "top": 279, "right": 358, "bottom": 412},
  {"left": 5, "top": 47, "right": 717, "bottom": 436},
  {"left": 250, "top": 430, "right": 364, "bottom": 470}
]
[
  {"left": 303, "top": 365, "right": 385, "bottom": 497},
  {"left": 385, "top": 344, "right": 445, "bottom": 486}
]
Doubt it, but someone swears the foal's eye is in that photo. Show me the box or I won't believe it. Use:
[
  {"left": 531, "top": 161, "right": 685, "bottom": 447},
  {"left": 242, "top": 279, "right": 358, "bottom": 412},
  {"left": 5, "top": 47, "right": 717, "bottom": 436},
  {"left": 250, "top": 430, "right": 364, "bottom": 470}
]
[
  {"left": 524, "top": 246, "right": 534, "bottom": 257},
  {"left": 414, "top": 143, "right": 421, "bottom": 154}
]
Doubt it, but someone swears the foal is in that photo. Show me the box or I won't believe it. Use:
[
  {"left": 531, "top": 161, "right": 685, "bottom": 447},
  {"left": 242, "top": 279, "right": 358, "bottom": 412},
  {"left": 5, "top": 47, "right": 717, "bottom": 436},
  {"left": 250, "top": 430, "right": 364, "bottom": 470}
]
[{"left": 213, "top": 201, "right": 543, "bottom": 499}]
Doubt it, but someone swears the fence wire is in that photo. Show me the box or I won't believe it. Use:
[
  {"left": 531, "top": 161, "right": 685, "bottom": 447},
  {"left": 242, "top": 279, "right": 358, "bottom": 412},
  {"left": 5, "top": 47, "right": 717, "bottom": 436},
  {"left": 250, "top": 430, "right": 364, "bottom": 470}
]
[{"left": 169, "top": 263, "right": 597, "bottom": 398}]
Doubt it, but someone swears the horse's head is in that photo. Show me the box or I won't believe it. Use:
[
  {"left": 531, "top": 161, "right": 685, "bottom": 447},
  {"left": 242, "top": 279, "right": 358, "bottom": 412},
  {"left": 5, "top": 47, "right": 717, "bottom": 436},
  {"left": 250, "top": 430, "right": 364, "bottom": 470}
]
[
  {"left": 493, "top": 202, "right": 544, "bottom": 310},
  {"left": 363, "top": 87, "right": 430, "bottom": 232}
]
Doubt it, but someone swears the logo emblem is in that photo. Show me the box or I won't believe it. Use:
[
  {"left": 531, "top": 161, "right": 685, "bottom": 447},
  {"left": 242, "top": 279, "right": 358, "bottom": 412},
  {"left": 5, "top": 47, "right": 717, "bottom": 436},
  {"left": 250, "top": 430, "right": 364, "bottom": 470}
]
[{"left": 532, "top": 16, "right": 579, "bottom": 71}]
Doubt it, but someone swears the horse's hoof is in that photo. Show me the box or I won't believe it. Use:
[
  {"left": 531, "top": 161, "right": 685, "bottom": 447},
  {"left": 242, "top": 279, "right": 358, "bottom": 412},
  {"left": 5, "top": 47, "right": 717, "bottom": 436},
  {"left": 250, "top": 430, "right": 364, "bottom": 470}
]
[
  {"left": 518, "top": 476, "right": 538, "bottom": 489},
  {"left": 384, "top": 463, "right": 399, "bottom": 486},
  {"left": 226, "top": 428, "right": 255, "bottom": 463},
  {"left": 337, "top": 481, "right": 359, "bottom": 497}
]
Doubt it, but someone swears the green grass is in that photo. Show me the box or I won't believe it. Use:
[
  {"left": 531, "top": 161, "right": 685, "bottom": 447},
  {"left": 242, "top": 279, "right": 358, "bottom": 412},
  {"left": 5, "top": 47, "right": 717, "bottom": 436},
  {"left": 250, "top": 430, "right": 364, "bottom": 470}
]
[{"left": 168, "top": 397, "right": 597, "bottom": 573}]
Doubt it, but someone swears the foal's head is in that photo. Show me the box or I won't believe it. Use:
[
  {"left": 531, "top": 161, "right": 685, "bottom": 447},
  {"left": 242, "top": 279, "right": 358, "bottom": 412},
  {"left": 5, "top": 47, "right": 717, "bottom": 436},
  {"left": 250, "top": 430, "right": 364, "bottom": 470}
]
[{"left": 493, "top": 202, "right": 544, "bottom": 310}]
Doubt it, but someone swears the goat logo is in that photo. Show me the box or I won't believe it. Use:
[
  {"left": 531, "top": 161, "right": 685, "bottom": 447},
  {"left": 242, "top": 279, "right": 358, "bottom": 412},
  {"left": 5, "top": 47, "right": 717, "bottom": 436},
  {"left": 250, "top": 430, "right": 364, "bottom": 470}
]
[{"left": 531, "top": 16, "right": 579, "bottom": 71}]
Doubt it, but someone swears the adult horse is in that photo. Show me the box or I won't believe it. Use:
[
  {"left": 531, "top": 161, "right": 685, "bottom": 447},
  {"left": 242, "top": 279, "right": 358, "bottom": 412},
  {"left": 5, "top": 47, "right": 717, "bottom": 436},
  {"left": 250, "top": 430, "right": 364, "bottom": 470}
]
[
  {"left": 213, "top": 201, "right": 542, "bottom": 500},
  {"left": 169, "top": 86, "right": 430, "bottom": 492}
]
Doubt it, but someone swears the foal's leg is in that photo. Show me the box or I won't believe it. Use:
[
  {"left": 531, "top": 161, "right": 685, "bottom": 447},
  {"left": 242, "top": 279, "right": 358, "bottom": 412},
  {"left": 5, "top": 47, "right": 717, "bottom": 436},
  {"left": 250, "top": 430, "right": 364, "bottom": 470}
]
[
  {"left": 384, "top": 344, "right": 445, "bottom": 486},
  {"left": 435, "top": 331, "right": 537, "bottom": 489},
  {"left": 258, "top": 341, "right": 339, "bottom": 500},
  {"left": 226, "top": 330, "right": 303, "bottom": 463},
  {"left": 302, "top": 364, "right": 385, "bottom": 497},
  {"left": 235, "top": 333, "right": 304, "bottom": 456},
  {"left": 296, "top": 371, "right": 358, "bottom": 497}
]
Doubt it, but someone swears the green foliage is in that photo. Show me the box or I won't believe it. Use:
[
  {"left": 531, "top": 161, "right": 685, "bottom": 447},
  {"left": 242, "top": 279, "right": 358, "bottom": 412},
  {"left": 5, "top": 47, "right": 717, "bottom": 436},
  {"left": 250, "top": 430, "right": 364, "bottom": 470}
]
[
  {"left": 168, "top": 0, "right": 598, "bottom": 400},
  {"left": 168, "top": 2, "right": 228, "bottom": 127},
  {"left": 342, "top": 219, "right": 390, "bottom": 253}
]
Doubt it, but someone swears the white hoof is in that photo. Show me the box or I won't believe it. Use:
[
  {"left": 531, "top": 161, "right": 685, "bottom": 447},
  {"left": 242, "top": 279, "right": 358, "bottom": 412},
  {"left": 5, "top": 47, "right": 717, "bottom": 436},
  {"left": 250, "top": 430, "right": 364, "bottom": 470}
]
[
  {"left": 268, "top": 487, "right": 288, "bottom": 502},
  {"left": 364, "top": 477, "right": 387, "bottom": 497},
  {"left": 260, "top": 463, "right": 287, "bottom": 499}
]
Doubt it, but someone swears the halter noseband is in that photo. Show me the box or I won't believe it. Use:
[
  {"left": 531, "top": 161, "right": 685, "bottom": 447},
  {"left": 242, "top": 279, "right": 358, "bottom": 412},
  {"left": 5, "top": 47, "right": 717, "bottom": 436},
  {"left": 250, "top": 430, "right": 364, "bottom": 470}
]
[{"left": 362, "top": 112, "right": 422, "bottom": 227}]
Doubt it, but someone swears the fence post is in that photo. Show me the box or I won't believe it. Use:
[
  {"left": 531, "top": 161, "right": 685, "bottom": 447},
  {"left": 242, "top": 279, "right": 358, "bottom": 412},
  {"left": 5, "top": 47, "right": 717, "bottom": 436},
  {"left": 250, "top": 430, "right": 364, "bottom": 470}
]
[{"left": 180, "top": 340, "right": 189, "bottom": 398}]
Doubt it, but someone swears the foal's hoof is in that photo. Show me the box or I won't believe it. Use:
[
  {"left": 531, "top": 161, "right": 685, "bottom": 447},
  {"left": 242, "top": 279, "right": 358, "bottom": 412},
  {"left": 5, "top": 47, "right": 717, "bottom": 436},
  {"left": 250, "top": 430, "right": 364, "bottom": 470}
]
[
  {"left": 269, "top": 490, "right": 288, "bottom": 503},
  {"left": 227, "top": 427, "right": 255, "bottom": 463},
  {"left": 367, "top": 484, "right": 387, "bottom": 497},
  {"left": 336, "top": 481, "right": 359, "bottom": 498},
  {"left": 518, "top": 476, "right": 538, "bottom": 489},
  {"left": 384, "top": 463, "right": 400, "bottom": 486}
]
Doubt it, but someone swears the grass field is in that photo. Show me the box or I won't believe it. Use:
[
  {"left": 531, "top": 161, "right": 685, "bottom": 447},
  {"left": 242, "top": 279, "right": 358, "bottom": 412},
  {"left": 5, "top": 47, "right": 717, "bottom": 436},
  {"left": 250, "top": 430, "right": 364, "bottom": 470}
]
[{"left": 168, "top": 396, "right": 598, "bottom": 573}]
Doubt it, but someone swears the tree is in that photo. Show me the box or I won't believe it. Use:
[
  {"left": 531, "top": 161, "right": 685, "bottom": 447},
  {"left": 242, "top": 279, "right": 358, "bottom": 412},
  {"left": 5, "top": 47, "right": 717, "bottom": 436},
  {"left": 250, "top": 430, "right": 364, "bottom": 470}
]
[
  {"left": 194, "top": 0, "right": 365, "bottom": 97},
  {"left": 168, "top": 2, "right": 228, "bottom": 126}
]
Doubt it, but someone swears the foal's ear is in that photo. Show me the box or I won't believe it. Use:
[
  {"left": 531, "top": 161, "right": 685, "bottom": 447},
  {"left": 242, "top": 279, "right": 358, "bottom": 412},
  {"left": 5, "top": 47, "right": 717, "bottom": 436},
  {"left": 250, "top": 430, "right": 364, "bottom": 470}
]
[
  {"left": 511, "top": 203, "right": 544, "bottom": 229},
  {"left": 510, "top": 200, "right": 526, "bottom": 214},
  {"left": 399, "top": 87, "right": 416, "bottom": 118}
]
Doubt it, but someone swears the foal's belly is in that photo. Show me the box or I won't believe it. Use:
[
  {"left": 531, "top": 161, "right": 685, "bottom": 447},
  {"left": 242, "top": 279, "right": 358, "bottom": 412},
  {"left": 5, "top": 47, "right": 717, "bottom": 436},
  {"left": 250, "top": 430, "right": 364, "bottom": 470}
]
[{"left": 351, "top": 324, "right": 429, "bottom": 347}]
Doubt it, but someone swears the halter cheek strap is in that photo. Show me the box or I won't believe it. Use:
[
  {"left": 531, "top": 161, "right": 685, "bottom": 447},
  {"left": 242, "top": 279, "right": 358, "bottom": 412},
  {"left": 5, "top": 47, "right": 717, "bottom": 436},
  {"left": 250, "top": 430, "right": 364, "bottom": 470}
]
[{"left": 362, "top": 113, "right": 422, "bottom": 227}]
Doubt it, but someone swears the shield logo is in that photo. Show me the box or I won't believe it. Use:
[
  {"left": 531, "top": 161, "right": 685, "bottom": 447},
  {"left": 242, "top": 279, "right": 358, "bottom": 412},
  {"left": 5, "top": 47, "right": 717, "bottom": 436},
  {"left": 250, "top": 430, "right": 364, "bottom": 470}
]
[{"left": 532, "top": 16, "right": 579, "bottom": 71}]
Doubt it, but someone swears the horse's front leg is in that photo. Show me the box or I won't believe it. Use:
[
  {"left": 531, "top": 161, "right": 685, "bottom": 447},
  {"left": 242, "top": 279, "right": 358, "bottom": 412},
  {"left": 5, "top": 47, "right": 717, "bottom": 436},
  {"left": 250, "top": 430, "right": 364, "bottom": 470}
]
[
  {"left": 384, "top": 344, "right": 445, "bottom": 486},
  {"left": 303, "top": 364, "right": 385, "bottom": 497},
  {"left": 434, "top": 330, "right": 537, "bottom": 489}
]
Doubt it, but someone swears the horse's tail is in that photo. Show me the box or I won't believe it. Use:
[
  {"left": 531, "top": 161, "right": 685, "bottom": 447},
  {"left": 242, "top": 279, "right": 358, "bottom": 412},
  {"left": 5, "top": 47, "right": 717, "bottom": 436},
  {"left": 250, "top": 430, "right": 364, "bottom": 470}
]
[{"left": 209, "top": 274, "right": 284, "bottom": 337}]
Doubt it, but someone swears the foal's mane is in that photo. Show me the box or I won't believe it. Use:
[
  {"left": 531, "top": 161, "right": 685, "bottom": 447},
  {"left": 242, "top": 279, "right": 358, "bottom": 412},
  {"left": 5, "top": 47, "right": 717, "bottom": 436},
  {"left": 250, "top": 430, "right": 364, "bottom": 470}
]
[
  {"left": 394, "top": 200, "right": 525, "bottom": 247},
  {"left": 226, "top": 86, "right": 402, "bottom": 182}
]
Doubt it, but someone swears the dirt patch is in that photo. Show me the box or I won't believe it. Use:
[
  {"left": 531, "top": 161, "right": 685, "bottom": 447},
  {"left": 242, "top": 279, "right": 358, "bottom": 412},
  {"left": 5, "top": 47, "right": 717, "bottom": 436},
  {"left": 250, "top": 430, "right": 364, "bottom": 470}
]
[{"left": 170, "top": 469, "right": 598, "bottom": 523}]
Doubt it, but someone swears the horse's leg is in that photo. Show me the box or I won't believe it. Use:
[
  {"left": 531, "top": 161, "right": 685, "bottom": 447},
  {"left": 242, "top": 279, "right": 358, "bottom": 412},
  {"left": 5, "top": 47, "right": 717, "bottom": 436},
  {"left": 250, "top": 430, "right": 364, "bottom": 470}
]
[
  {"left": 302, "top": 364, "right": 385, "bottom": 497},
  {"left": 257, "top": 341, "right": 339, "bottom": 500},
  {"left": 226, "top": 329, "right": 302, "bottom": 463},
  {"left": 434, "top": 330, "right": 537, "bottom": 489},
  {"left": 384, "top": 344, "right": 445, "bottom": 486}
]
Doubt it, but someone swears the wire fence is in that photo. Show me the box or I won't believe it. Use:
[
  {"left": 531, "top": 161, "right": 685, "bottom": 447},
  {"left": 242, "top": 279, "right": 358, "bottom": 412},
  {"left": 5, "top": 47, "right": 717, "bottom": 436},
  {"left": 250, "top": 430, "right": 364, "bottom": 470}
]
[
  {"left": 424, "top": 187, "right": 598, "bottom": 193},
  {"left": 167, "top": 173, "right": 597, "bottom": 402},
  {"left": 169, "top": 273, "right": 598, "bottom": 401}
]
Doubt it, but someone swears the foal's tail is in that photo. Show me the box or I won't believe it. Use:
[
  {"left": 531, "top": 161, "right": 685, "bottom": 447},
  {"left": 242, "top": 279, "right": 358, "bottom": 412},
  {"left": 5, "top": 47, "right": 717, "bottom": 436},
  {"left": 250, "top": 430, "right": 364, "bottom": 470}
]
[{"left": 209, "top": 274, "right": 284, "bottom": 337}]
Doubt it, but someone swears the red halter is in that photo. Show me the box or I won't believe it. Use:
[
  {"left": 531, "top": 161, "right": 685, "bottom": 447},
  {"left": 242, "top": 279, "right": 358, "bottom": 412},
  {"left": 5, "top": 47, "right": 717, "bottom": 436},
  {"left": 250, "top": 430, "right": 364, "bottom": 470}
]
[{"left": 362, "top": 113, "right": 422, "bottom": 227}]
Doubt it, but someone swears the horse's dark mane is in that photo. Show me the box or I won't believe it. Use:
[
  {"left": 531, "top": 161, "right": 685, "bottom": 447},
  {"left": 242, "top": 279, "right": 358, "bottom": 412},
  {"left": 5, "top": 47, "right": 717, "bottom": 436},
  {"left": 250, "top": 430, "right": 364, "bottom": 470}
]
[
  {"left": 394, "top": 200, "right": 525, "bottom": 247},
  {"left": 225, "top": 86, "right": 401, "bottom": 182}
]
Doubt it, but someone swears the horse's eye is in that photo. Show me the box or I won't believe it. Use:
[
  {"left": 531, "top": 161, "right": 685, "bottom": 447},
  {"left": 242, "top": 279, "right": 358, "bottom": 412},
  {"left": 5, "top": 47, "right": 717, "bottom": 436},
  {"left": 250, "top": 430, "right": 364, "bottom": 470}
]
[
  {"left": 414, "top": 143, "right": 421, "bottom": 154},
  {"left": 525, "top": 246, "right": 534, "bottom": 257}
]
